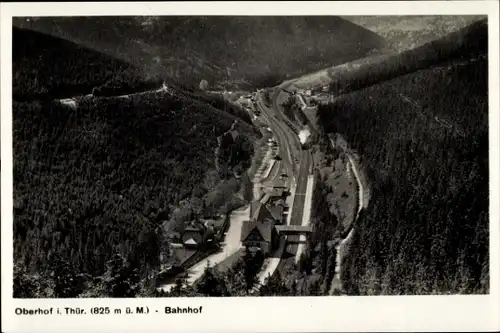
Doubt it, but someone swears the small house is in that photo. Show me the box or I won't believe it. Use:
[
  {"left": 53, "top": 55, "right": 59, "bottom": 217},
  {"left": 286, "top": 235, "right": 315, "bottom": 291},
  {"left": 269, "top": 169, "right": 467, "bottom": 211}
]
[{"left": 182, "top": 222, "right": 206, "bottom": 249}]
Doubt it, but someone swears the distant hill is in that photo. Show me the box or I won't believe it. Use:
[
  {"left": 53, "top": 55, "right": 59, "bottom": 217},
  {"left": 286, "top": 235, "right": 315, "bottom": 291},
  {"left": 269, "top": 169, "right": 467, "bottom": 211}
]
[
  {"left": 13, "top": 27, "right": 161, "bottom": 101},
  {"left": 318, "top": 35, "right": 488, "bottom": 294},
  {"left": 14, "top": 16, "right": 387, "bottom": 90},
  {"left": 342, "top": 15, "right": 486, "bottom": 52},
  {"left": 323, "top": 19, "right": 488, "bottom": 95}
]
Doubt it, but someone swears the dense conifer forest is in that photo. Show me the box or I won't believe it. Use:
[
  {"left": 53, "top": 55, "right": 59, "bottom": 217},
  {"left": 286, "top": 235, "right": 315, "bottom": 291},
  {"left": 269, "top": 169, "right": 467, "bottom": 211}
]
[
  {"left": 15, "top": 16, "right": 387, "bottom": 89},
  {"left": 325, "top": 19, "right": 487, "bottom": 97},
  {"left": 11, "top": 17, "right": 490, "bottom": 298},
  {"left": 318, "top": 54, "right": 489, "bottom": 295},
  {"left": 13, "top": 27, "right": 161, "bottom": 100},
  {"left": 12, "top": 28, "right": 257, "bottom": 297}
]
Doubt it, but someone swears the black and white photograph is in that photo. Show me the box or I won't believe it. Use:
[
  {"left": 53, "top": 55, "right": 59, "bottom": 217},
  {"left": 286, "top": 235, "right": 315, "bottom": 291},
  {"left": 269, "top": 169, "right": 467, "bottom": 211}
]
[
  {"left": 1, "top": 1, "right": 499, "bottom": 332},
  {"left": 8, "top": 13, "right": 492, "bottom": 297}
]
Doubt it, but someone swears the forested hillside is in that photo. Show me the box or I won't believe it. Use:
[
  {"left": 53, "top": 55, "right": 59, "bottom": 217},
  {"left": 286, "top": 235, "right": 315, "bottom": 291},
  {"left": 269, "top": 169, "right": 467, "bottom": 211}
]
[
  {"left": 318, "top": 52, "right": 489, "bottom": 294},
  {"left": 325, "top": 19, "right": 487, "bottom": 96},
  {"left": 15, "top": 16, "right": 387, "bottom": 89},
  {"left": 13, "top": 89, "right": 257, "bottom": 297},
  {"left": 12, "top": 26, "right": 259, "bottom": 297},
  {"left": 13, "top": 27, "right": 160, "bottom": 101}
]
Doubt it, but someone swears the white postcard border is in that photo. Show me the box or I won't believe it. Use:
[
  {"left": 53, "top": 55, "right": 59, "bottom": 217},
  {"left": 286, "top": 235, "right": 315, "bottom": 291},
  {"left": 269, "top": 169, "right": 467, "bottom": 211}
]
[{"left": 1, "top": 2, "right": 499, "bottom": 333}]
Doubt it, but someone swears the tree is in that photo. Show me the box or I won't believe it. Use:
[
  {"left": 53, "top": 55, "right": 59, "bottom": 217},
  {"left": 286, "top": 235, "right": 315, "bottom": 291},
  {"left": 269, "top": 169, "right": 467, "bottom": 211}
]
[
  {"left": 196, "top": 264, "right": 229, "bottom": 296},
  {"left": 259, "top": 272, "right": 290, "bottom": 296},
  {"left": 241, "top": 174, "right": 253, "bottom": 202},
  {"left": 263, "top": 90, "right": 272, "bottom": 106},
  {"left": 101, "top": 254, "right": 139, "bottom": 297},
  {"left": 298, "top": 249, "right": 313, "bottom": 275},
  {"left": 48, "top": 253, "right": 87, "bottom": 298},
  {"left": 167, "top": 278, "right": 186, "bottom": 297},
  {"left": 290, "top": 279, "right": 298, "bottom": 296},
  {"left": 308, "top": 278, "right": 321, "bottom": 296},
  {"left": 298, "top": 252, "right": 309, "bottom": 273},
  {"left": 13, "top": 263, "right": 51, "bottom": 298},
  {"left": 164, "top": 278, "right": 202, "bottom": 297},
  {"left": 281, "top": 96, "right": 297, "bottom": 121},
  {"left": 241, "top": 248, "right": 264, "bottom": 292},
  {"left": 242, "top": 249, "right": 256, "bottom": 290},
  {"left": 225, "top": 269, "right": 249, "bottom": 296}
]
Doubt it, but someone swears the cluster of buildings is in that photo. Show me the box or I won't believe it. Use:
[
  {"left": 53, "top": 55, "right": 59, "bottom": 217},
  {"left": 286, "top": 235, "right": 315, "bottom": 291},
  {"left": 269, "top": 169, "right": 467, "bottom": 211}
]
[
  {"left": 164, "top": 178, "right": 292, "bottom": 273},
  {"left": 160, "top": 216, "right": 225, "bottom": 277},
  {"left": 297, "top": 84, "right": 329, "bottom": 97},
  {"left": 169, "top": 178, "right": 290, "bottom": 256},
  {"left": 169, "top": 216, "right": 226, "bottom": 250}
]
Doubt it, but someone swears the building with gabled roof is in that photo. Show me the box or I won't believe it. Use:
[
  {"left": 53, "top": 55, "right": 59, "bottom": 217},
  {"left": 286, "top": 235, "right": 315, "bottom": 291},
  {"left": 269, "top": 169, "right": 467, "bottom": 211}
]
[
  {"left": 242, "top": 200, "right": 284, "bottom": 256},
  {"left": 183, "top": 238, "right": 199, "bottom": 247},
  {"left": 240, "top": 219, "right": 277, "bottom": 256},
  {"left": 250, "top": 200, "right": 281, "bottom": 224},
  {"left": 181, "top": 221, "right": 214, "bottom": 249},
  {"left": 241, "top": 220, "right": 272, "bottom": 244},
  {"left": 262, "top": 179, "right": 288, "bottom": 206},
  {"left": 240, "top": 176, "right": 296, "bottom": 256}
]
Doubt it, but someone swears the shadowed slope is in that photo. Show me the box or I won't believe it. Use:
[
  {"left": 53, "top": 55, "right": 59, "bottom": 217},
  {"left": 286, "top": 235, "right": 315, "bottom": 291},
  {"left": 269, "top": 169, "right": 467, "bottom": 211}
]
[
  {"left": 323, "top": 19, "right": 487, "bottom": 95},
  {"left": 318, "top": 33, "right": 488, "bottom": 294},
  {"left": 13, "top": 27, "right": 158, "bottom": 101},
  {"left": 14, "top": 16, "right": 387, "bottom": 90}
]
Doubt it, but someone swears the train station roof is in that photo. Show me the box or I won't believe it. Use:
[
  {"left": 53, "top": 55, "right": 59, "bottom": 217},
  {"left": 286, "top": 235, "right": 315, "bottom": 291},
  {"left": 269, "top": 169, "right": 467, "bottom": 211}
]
[
  {"left": 241, "top": 219, "right": 273, "bottom": 243},
  {"left": 275, "top": 225, "right": 313, "bottom": 234}
]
